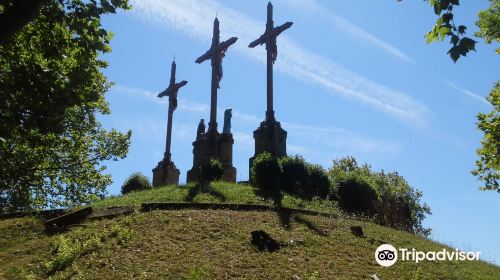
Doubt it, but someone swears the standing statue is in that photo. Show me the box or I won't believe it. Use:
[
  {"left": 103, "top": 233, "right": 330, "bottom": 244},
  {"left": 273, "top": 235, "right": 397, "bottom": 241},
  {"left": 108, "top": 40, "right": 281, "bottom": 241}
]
[
  {"left": 223, "top": 108, "right": 232, "bottom": 134},
  {"left": 196, "top": 119, "right": 206, "bottom": 140}
]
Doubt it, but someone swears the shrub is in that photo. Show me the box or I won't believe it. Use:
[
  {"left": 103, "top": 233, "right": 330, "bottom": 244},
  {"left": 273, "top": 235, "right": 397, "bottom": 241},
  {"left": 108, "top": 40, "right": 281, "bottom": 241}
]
[
  {"left": 251, "top": 152, "right": 281, "bottom": 190},
  {"left": 329, "top": 156, "right": 431, "bottom": 236},
  {"left": 200, "top": 159, "right": 224, "bottom": 183},
  {"left": 373, "top": 172, "right": 431, "bottom": 236},
  {"left": 251, "top": 152, "right": 282, "bottom": 206},
  {"left": 121, "top": 172, "right": 152, "bottom": 195},
  {"left": 307, "top": 164, "right": 331, "bottom": 199},
  {"left": 336, "top": 174, "right": 379, "bottom": 216},
  {"left": 279, "top": 155, "right": 309, "bottom": 194}
]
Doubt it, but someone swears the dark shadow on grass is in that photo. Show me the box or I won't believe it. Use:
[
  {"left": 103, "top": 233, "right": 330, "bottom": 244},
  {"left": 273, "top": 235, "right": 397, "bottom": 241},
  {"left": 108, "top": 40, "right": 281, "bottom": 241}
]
[
  {"left": 295, "top": 214, "right": 328, "bottom": 236},
  {"left": 185, "top": 183, "right": 227, "bottom": 202},
  {"left": 277, "top": 207, "right": 293, "bottom": 229},
  {"left": 367, "top": 238, "right": 387, "bottom": 246}
]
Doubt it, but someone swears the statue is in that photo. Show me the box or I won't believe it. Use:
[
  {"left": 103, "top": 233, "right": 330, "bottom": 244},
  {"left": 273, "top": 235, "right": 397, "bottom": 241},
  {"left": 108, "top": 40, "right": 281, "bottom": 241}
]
[
  {"left": 223, "top": 108, "right": 232, "bottom": 134},
  {"left": 195, "top": 17, "right": 238, "bottom": 132},
  {"left": 248, "top": 2, "right": 293, "bottom": 123},
  {"left": 196, "top": 119, "right": 206, "bottom": 139}
]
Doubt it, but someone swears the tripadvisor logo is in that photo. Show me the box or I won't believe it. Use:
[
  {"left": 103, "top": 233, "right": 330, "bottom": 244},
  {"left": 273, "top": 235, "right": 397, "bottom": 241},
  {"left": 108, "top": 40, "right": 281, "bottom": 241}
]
[
  {"left": 375, "top": 244, "right": 398, "bottom": 267},
  {"left": 375, "top": 244, "right": 481, "bottom": 267}
]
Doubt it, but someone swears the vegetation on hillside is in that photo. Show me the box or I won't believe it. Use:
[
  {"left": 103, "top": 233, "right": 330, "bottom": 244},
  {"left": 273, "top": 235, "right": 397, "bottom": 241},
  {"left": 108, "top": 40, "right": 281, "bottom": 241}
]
[
  {"left": 250, "top": 153, "right": 431, "bottom": 236},
  {"left": 1, "top": 209, "right": 498, "bottom": 279}
]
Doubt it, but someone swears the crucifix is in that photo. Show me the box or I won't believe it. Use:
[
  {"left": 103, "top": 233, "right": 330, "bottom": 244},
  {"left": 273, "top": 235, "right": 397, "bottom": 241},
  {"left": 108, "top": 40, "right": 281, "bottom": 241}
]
[
  {"left": 157, "top": 60, "right": 187, "bottom": 165},
  {"left": 195, "top": 17, "right": 238, "bottom": 133},
  {"left": 249, "top": 2, "right": 293, "bottom": 123}
]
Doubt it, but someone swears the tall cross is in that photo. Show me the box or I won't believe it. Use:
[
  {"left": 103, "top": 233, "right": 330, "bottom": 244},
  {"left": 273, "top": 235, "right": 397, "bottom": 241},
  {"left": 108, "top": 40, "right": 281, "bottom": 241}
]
[
  {"left": 196, "top": 17, "right": 238, "bottom": 133},
  {"left": 249, "top": 2, "right": 293, "bottom": 123},
  {"left": 158, "top": 60, "right": 187, "bottom": 164}
]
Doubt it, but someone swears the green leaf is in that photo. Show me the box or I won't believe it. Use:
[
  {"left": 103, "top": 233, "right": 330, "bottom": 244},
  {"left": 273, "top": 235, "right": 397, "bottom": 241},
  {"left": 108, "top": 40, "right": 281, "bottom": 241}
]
[
  {"left": 438, "top": 26, "right": 451, "bottom": 40},
  {"left": 425, "top": 31, "right": 438, "bottom": 44},
  {"left": 460, "top": 37, "right": 477, "bottom": 51},
  {"left": 458, "top": 25, "right": 466, "bottom": 34},
  {"left": 447, "top": 46, "right": 460, "bottom": 62}
]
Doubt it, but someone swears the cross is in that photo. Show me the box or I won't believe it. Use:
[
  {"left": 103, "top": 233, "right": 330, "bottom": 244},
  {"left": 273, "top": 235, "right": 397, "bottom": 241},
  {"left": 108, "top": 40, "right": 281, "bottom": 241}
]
[
  {"left": 157, "top": 59, "right": 187, "bottom": 164},
  {"left": 195, "top": 17, "right": 238, "bottom": 133},
  {"left": 249, "top": 2, "right": 293, "bottom": 123}
]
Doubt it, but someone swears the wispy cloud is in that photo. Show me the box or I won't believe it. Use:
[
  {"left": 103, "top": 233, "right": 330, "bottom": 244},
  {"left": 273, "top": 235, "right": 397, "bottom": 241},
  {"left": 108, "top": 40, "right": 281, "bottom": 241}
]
[
  {"left": 277, "top": 0, "right": 413, "bottom": 63},
  {"left": 115, "top": 84, "right": 402, "bottom": 159},
  {"left": 445, "top": 81, "right": 489, "bottom": 105},
  {"left": 129, "top": 0, "right": 430, "bottom": 127},
  {"left": 284, "top": 122, "right": 402, "bottom": 157},
  {"left": 115, "top": 84, "right": 210, "bottom": 113}
]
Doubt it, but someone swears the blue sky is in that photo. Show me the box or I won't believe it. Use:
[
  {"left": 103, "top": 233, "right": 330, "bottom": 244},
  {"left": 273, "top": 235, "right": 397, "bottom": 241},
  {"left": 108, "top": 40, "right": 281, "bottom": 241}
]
[{"left": 98, "top": 0, "right": 499, "bottom": 264}]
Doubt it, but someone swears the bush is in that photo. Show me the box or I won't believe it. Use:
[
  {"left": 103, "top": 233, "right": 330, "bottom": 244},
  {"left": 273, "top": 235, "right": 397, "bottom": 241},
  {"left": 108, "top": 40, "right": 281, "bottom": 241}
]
[
  {"left": 251, "top": 152, "right": 281, "bottom": 191},
  {"left": 251, "top": 152, "right": 282, "bottom": 206},
  {"left": 200, "top": 159, "right": 224, "bottom": 183},
  {"left": 373, "top": 172, "right": 432, "bottom": 236},
  {"left": 279, "top": 155, "right": 309, "bottom": 194},
  {"left": 337, "top": 174, "right": 379, "bottom": 216},
  {"left": 307, "top": 164, "right": 331, "bottom": 199},
  {"left": 329, "top": 157, "right": 431, "bottom": 236},
  {"left": 278, "top": 156, "right": 331, "bottom": 200},
  {"left": 121, "top": 172, "right": 152, "bottom": 195}
]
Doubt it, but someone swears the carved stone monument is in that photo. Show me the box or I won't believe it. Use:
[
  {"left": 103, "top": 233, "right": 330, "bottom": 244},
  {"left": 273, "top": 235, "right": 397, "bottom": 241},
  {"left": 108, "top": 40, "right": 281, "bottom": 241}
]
[
  {"left": 152, "top": 60, "right": 188, "bottom": 187},
  {"left": 186, "top": 17, "right": 238, "bottom": 183},
  {"left": 248, "top": 2, "right": 293, "bottom": 177}
]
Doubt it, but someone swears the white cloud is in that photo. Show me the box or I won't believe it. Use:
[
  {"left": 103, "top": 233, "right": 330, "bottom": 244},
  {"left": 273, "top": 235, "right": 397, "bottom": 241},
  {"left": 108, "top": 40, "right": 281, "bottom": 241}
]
[
  {"left": 115, "top": 84, "right": 401, "bottom": 158},
  {"left": 129, "top": 0, "right": 430, "bottom": 127},
  {"left": 113, "top": 84, "right": 210, "bottom": 113},
  {"left": 232, "top": 131, "right": 254, "bottom": 149},
  {"left": 277, "top": 0, "right": 413, "bottom": 63},
  {"left": 445, "top": 81, "right": 489, "bottom": 105},
  {"left": 284, "top": 122, "right": 402, "bottom": 157}
]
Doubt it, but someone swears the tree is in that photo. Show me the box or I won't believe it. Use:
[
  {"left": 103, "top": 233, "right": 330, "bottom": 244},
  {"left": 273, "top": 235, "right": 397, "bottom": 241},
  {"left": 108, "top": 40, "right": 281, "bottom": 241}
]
[
  {"left": 411, "top": 0, "right": 500, "bottom": 192},
  {"left": 472, "top": 83, "right": 500, "bottom": 193},
  {"left": 0, "top": 0, "right": 131, "bottom": 211}
]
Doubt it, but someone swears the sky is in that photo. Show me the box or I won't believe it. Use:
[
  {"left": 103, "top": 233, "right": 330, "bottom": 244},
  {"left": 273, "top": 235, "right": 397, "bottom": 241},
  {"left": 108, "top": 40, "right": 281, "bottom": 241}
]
[{"left": 98, "top": 0, "right": 499, "bottom": 264}]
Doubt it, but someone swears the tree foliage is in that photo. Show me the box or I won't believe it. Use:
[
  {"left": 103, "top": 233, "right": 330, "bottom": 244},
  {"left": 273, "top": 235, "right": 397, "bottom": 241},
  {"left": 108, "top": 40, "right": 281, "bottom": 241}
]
[
  {"left": 476, "top": 0, "right": 500, "bottom": 54},
  {"left": 409, "top": 0, "right": 499, "bottom": 191},
  {"left": 421, "top": 0, "right": 477, "bottom": 62},
  {"left": 472, "top": 82, "right": 500, "bottom": 192},
  {"left": 0, "top": 0, "right": 131, "bottom": 211}
]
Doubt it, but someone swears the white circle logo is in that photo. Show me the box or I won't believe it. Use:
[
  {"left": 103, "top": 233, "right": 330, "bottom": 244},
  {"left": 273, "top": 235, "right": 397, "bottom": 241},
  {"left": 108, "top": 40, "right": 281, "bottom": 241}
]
[{"left": 375, "top": 244, "right": 398, "bottom": 267}]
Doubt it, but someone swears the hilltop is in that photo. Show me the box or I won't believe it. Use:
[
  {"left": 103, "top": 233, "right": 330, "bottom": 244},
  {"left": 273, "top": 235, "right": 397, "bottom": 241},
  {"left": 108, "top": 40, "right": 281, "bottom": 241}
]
[{"left": 1, "top": 183, "right": 499, "bottom": 279}]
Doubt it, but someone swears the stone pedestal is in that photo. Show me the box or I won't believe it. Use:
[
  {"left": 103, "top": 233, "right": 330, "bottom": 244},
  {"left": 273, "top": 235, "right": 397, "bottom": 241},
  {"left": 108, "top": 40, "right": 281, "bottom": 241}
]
[
  {"left": 249, "top": 119, "right": 287, "bottom": 178},
  {"left": 152, "top": 161, "right": 180, "bottom": 187},
  {"left": 187, "top": 131, "right": 237, "bottom": 183}
]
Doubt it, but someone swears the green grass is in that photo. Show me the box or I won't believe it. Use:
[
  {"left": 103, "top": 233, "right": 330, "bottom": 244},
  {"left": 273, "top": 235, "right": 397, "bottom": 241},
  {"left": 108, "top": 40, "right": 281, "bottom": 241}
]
[
  {"left": 93, "top": 182, "right": 341, "bottom": 216},
  {"left": 1, "top": 183, "right": 499, "bottom": 279}
]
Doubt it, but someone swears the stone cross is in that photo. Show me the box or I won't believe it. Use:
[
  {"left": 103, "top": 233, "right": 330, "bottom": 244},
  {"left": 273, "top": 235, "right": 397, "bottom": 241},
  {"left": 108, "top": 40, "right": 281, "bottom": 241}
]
[
  {"left": 249, "top": 2, "right": 293, "bottom": 123},
  {"left": 157, "top": 60, "right": 187, "bottom": 164},
  {"left": 195, "top": 17, "right": 238, "bottom": 133}
]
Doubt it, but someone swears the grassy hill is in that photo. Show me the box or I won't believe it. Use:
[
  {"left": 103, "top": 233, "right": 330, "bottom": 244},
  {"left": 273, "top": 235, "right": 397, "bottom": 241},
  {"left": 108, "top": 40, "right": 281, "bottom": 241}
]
[{"left": 1, "top": 183, "right": 499, "bottom": 279}]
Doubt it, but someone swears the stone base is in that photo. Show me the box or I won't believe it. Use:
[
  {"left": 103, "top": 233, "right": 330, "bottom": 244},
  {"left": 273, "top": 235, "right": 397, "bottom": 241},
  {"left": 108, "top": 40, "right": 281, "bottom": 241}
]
[
  {"left": 249, "top": 119, "right": 287, "bottom": 179},
  {"left": 152, "top": 161, "right": 180, "bottom": 187},
  {"left": 187, "top": 131, "right": 237, "bottom": 183}
]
